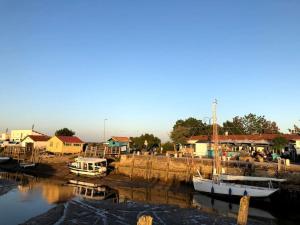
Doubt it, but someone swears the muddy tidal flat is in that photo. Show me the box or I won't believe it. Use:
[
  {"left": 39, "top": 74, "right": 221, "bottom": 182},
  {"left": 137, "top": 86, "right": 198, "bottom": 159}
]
[{"left": 22, "top": 199, "right": 251, "bottom": 225}]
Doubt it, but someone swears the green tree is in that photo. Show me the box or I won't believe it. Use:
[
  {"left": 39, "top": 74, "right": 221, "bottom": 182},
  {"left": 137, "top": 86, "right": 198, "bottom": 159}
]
[
  {"left": 161, "top": 141, "right": 174, "bottom": 152},
  {"left": 222, "top": 116, "right": 245, "bottom": 134},
  {"left": 222, "top": 114, "right": 279, "bottom": 135},
  {"left": 241, "top": 113, "right": 279, "bottom": 134},
  {"left": 170, "top": 117, "right": 210, "bottom": 144},
  {"left": 130, "top": 133, "right": 161, "bottom": 150},
  {"left": 288, "top": 124, "right": 300, "bottom": 134},
  {"left": 272, "top": 137, "right": 288, "bottom": 154},
  {"left": 55, "top": 128, "right": 75, "bottom": 136}
]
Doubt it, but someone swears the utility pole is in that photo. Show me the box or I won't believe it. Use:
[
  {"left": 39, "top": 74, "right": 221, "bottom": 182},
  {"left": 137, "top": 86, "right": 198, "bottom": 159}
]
[{"left": 104, "top": 119, "right": 108, "bottom": 143}]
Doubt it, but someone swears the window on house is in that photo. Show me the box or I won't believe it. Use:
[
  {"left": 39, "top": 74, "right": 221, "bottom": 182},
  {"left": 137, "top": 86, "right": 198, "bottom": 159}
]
[
  {"left": 50, "top": 142, "right": 53, "bottom": 147},
  {"left": 64, "top": 143, "right": 71, "bottom": 146},
  {"left": 73, "top": 144, "right": 81, "bottom": 146}
]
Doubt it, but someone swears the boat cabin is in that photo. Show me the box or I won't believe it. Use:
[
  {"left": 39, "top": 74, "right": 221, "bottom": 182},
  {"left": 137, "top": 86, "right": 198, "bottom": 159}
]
[{"left": 69, "top": 157, "right": 107, "bottom": 176}]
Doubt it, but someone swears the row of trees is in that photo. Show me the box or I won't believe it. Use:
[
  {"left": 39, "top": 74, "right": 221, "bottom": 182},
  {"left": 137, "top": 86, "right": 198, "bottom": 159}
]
[
  {"left": 130, "top": 133, "right": 161, "bottom": 150},
  {"left": 170, "top": 113, "right": 297, "bottom": 145},
  {"left": 54, "top": 114, "right": 299, "bottom": 152}
]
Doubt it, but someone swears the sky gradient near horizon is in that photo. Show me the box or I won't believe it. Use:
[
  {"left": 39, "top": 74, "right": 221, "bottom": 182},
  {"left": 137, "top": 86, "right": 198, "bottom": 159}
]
[{"left": 1, "top": 1, "right": 300, "bottom": 142}]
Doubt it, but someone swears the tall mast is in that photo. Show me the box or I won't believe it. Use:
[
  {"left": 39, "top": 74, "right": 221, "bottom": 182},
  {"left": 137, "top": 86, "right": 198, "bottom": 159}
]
[{"left": 212, "top": 99, "right": 221, "bottom": 175}]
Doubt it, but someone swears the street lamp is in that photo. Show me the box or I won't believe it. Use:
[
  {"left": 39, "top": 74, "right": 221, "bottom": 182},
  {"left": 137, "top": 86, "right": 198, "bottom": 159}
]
[{"left": 104, "top": 119, "right": 108, "bottom": 143}]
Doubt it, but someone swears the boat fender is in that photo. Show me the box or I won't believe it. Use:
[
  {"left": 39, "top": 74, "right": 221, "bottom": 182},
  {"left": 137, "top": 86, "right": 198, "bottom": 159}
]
[
  {"left": 243, "top": 190, "right": 247, "bottom": 196},
  {"left": 211, "top": 186, "right": 214, "bottom": 194},
  {"left": 229, "top": 188, "right": 232, "bottom": 196}
]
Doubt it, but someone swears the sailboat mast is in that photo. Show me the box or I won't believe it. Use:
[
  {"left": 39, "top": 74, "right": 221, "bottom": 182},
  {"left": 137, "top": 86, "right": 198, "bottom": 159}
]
[{"left": 212, "top": 99, "right": 221, "bottom": 175}]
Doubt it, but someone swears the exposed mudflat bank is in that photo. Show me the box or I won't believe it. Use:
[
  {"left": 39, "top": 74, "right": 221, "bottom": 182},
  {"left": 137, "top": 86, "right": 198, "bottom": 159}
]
[{"left": 21, "top": 198, "right": 265, "bottom": 225}]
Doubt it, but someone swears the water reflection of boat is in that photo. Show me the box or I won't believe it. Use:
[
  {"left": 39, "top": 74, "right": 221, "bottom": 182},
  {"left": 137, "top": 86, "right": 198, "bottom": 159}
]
[
  {"left": 68, "top": 180, "right": 117, "bottom": 201},
  {"left": 192, "top": 193, "right": 275, "bottom": 220},
  {"left": 0, "top": 157, "right": 10, "bottom": 164}
]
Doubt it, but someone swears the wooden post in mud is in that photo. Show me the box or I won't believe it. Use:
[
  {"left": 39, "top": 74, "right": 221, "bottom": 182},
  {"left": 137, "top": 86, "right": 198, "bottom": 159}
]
[
  {"left": 148, "top": 155, "right": 153, "bottom": 181},
  {"left": 130, "top": 154, "right": 135, "bottom": 180},
  {"left": 278, "top": 158, "right": 282, "bottom": 172},
  {"left": 237, "top": 196, "right": 250, "bottom": 225},
  {"left": 137, "top": 215, "right": 153, "bottom": 225},
  {"left": 185, "top": 157, "right": 189, "bottom": 182},
  {"left": 145, "top": 156, "right": 151, "bottom": 180},
  {"left": 165, "top": 156, "right": 170, "bottom": 182}
]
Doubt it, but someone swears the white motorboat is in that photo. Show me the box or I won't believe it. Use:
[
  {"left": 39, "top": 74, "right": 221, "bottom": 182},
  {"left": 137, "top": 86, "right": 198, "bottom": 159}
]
[
  {"left": 0, "top": 157, "right": 10, "bottom": 164},
  {"left": 193, "top": 100, "right": 286, "bottom": 198},
  {"left": 69, "top": 157, "right": 107, "bottom": 177}
]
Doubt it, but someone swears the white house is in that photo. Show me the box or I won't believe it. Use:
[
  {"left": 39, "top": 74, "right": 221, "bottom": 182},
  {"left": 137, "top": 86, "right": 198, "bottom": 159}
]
[
  {"left": 10, "top": 130, "right": 45, "bottom": 142},
  {"left": 0, "top": 133, "right": 10, "bottom": 141},
  {"left": 187, "top": 136, "right": 211, "bottom": 157},
  {"left": 21, "top": 135, "right": 50, "bottom": 149},
  {"left": 296, "top": 140, "right": 300, "bottom": 155}
]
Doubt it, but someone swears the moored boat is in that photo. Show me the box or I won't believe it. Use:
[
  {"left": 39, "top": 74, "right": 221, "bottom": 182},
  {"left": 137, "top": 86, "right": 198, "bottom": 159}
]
[
  {"left": 68, "top": 157, "right": 107, "bottom": 177},
  {"left": 193, "top": 173, "right": 282, "bottom": 198},
  {"left": 193, "top": 100, "right": 286, "bottom": 198}
]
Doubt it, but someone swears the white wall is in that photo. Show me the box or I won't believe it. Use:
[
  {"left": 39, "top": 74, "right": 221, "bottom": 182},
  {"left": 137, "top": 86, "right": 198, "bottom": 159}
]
[
  {"left": 195, "top": 143, "right": 209, "bottom": 156},
  {"left": 1, "top": 133, "right": 10, "bottom": 141},
  {"left": 10, "top": 130, "right": 43, "bottom": 142},
  {"left": 21, "top": 136, "right": 47, "bottom": 149},
  {"left": 296, "top": 140, "right": 300, "bottom": 155}
]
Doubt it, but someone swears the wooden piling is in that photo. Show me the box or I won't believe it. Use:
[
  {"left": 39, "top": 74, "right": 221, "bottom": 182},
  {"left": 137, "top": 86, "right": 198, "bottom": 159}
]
[
  {"left": 137, "top": 215, "right": 153, "bottom": 225},
  {"left": 165, "top": 157, "right": 170, "bottom": 182},
  {"left": 130, "top": 154, "right": 135, "bottom": 180},
  {"left": 237, "top": 196, "right": 250, "bottom": 225}
]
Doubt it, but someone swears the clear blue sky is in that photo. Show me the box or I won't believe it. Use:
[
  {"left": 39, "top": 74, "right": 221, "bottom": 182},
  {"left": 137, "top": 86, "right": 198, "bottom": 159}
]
[{"left": 1, "top": 0, "right": 300, "bottom": 142}]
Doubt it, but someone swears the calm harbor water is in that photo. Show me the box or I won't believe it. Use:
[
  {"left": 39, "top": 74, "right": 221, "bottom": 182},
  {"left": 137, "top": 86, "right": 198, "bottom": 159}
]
[{"left": 0, "top": 172, "right": 299, "bottom": 225}]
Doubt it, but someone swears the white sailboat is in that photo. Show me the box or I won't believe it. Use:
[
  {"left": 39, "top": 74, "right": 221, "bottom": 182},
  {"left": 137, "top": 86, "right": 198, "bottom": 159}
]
[{"left": 193, "top": 100, "right": 286, "bottom": 198}]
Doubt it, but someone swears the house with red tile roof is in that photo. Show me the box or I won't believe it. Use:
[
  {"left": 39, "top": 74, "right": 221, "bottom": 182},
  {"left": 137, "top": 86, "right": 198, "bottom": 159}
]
[
  {"left": 46, "top": 136, "right": 84, "bottom": 154},
  {"left": 187, "top": 134, "right": 300, "bottom": 157},
  {"left": 21, "top": 135, "right": 50, "bottom": 149}
]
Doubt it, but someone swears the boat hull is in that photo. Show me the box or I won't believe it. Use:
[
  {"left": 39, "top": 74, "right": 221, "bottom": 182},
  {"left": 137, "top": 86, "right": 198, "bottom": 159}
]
[{"left": 193, "top": 176, "right": 278, "bottom": 198}]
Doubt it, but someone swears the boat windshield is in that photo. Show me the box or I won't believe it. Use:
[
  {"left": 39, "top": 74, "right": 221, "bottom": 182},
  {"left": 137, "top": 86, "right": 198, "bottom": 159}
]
[{"left": 95, "top": 162, "right": 107, "bottom": 168}]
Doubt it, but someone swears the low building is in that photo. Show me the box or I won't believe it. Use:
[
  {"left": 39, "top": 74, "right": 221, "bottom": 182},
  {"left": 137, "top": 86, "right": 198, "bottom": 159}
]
[
  {"left": 21, "top": 135, "right": 50, "bottom": 149},
  {"left": 187, "top": 134, "right": 300, "bottom": 157},
  {"left": 0, "top": 133, "right": 10, "bottom": 141},
  {"left": 104, "top": 137, "right": 131, "bottom": 157},
  {"left": 10, "top": 129, "right": 45, "bottom": 142},
  {"left": 107, "top": 136, "right": 130, "bottom": 152},
  {"left": 296, "top": 140, "right": 300, "bottom": 155},
  {"left": 46, "top": 136, "right": 84, "bottom": 154}
]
